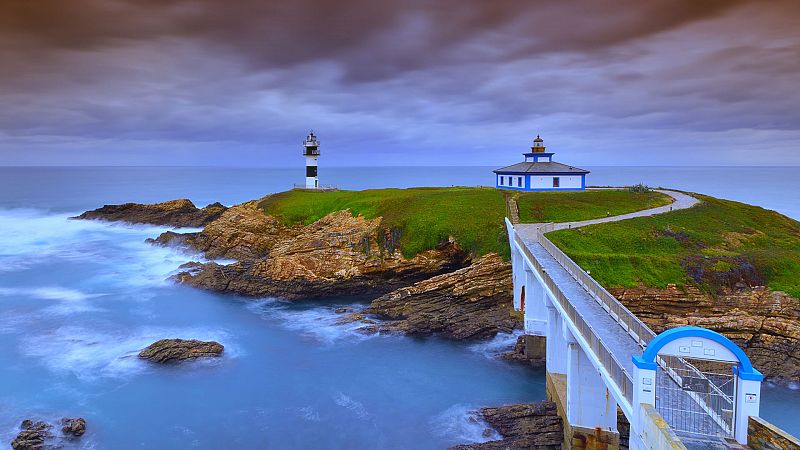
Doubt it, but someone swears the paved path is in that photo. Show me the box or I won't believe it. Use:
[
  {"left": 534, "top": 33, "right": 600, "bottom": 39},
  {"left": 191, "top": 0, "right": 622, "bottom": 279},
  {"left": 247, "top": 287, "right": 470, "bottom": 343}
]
[{"left": 509, "top": 189, "right": 731, "bottom": 448}]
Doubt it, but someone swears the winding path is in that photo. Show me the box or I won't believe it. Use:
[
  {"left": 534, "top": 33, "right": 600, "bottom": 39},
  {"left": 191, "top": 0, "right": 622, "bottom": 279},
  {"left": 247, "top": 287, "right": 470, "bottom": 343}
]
[{"left": 515, "top": 188, "right": 699, "bottom": 238}]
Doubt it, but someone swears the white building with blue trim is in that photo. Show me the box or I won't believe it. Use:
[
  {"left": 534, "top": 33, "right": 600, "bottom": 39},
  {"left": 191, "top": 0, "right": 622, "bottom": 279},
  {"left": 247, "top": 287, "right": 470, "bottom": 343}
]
[{"left": 494, "top": 135, "right": 589, "bottom": 191}]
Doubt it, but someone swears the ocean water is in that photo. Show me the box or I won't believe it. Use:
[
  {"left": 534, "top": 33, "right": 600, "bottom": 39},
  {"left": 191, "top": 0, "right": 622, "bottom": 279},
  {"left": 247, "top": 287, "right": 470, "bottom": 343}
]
[{"left": 0, "top": 166, "right": 797, "bottom": 448}]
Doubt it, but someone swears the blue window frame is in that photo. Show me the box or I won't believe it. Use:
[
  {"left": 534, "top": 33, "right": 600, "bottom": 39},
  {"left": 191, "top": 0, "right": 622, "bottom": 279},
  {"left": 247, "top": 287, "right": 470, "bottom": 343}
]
[
  {"left": 517, "top": 177, "right": 522, "bottom": 187},
  {"left": 500, "top": 176, "right": 504, "bottom": 185},
  {"left": 553, "top": 177, "right": 560, "bottom": 188}
]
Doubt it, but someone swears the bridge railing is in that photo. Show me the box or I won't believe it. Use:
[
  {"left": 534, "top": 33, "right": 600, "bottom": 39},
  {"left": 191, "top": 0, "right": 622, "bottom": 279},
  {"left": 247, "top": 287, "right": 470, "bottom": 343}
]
[
  {"left": 535, "top": 223, "right": 656, "bottom": 347},
  {"left": 531, "top": 224, "right": 734, "bottom": 437},
  {"left": 513, "top": 232, "right": 635, "bottom": 405}
]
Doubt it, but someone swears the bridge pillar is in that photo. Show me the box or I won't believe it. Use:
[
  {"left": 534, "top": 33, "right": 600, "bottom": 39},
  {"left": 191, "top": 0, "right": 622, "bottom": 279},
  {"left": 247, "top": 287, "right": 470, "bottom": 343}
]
[
  {"left": 564, "top": 333, "right": 619, "bottom": 449},
  {"left": 545, "top": 304, "right": 567, "bottom": 375},
  {"left": 523, "top": 268, "right": 547, "bottom": 335},
  {"left": 511, "top": 248, "right": 524, "bottom": 311}
]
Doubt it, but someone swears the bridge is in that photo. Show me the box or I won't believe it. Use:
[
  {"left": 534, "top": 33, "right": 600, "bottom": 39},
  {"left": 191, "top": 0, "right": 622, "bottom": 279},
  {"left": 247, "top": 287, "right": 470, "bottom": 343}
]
[{"left": 505, "top": 190, "right": 771, "bottom": 450}]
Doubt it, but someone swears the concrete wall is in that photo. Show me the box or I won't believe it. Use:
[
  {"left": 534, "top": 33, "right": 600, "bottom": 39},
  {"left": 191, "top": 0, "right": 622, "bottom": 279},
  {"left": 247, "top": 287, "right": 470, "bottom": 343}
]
[
  {"left": 638, "top": 404, "right": 687, "bottom": 450},
  {"left": 530, "top": 174, "right": 583, "bottom": 190},
  {"left": 748, "top": 416, "right": 800, "bottom": 450}
]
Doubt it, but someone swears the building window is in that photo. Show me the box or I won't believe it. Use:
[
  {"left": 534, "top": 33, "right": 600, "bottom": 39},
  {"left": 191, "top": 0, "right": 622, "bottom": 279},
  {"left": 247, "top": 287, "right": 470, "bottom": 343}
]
[
  {"left": 500, "top": 176, "right": 504, "bottom": 186},
  {"left": 517, "top": 177, "right": 522, "bottom": 187},
  {"left": 553, "top": 177, "right": 560, "bottom": 188}
]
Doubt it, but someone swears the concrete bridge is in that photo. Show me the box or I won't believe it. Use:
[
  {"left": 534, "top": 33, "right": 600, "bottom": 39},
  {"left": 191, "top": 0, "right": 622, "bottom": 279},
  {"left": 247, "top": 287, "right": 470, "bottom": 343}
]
[{"left": 505, "top": 190, "right": 770, "bottom": 449}]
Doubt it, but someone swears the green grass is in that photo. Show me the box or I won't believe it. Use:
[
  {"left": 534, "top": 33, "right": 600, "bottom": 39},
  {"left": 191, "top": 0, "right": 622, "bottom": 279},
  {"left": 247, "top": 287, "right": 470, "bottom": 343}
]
[
  {"left": 517, "top": 189, "right": 673, "bottom": 223},
  {"left": 547, "top": 195, "right": 800, "bottom": 298},
  {"left": 257, "top": 187, "right": 510, "bottom": 259}
]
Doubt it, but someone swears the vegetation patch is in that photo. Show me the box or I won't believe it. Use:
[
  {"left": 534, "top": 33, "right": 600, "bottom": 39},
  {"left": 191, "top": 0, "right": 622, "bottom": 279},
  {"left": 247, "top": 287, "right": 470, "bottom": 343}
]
[
  {"left": 517, "top": 189, "right": 673, "bottom": 223},
  {"left": 547, "top": 195, "right": 800, "bottom": 298},
  {"left": 258, "top": 187, "right": 510, "bottom": 259}
]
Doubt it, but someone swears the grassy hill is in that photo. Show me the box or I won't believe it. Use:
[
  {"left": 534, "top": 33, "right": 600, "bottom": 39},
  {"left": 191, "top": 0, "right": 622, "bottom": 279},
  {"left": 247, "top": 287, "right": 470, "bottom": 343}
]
[
  {"left": 547, "top": 195, "right": 800, "bottom": 298},
  {"left": 517, "top": 189, "right": 673, "bottom": 223},
  {"left": 257, "top": 187, "right": 675, "bottom": 260}
]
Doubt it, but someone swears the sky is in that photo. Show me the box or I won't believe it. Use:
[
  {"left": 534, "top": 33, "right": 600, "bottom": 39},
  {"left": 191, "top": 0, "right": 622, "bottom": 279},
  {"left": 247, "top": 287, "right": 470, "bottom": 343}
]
[{"left": 0, "top": 0, "right": 799, "bottom": 167}]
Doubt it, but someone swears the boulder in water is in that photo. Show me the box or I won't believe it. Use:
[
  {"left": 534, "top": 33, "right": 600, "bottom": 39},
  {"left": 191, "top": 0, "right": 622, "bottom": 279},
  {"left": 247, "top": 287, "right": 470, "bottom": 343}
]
[
  {"left": 138, "top": 339, "right": 224, "bottom": 363},
  {"left": 60, "top": 417, "right": 86, "bottom": 437},
  {"left": 11, "top": 420, "right": 52, "bottom": 450}
]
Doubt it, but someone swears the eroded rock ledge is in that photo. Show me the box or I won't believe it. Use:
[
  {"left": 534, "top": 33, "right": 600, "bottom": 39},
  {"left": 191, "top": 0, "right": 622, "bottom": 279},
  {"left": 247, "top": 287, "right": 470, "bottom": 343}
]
[
  {"left": 11, "top": 417, "right": 87, "bottom": 450},
  {"left": 612, "top": 285, "right": 800, "bottom": 381},
  {"left": 172, "top": 208, "right": 471, "bottom": 300},
  {"left": 74, "top": 199, "right": 227, "bottom": 228},
  {"left": 138, "top": 339, "right": 224, "bottom": 363},
  {"left": 361, "top": 254, "right": 521, "bottom": 340},
  {"left": 450, "top": 402, "right": 563, "bottom": 450}
]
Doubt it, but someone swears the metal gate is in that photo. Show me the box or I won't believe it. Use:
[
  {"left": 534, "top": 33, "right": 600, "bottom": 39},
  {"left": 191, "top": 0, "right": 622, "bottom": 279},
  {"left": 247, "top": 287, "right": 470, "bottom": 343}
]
[{"left": 655, "top": 355, "right": 736, "bottom": 437}]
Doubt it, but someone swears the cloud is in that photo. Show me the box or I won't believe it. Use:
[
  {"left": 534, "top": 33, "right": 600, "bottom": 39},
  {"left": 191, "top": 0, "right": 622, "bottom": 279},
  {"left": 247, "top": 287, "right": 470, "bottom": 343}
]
[{"left": 0, "top": 0, "right": 798, "bottom": 166}]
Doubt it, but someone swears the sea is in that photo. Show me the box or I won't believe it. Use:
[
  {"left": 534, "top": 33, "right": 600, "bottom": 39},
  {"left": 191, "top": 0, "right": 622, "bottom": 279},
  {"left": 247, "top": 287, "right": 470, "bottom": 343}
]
[{"left": 0, "top": 166, "right": 797, "bottom": 448}]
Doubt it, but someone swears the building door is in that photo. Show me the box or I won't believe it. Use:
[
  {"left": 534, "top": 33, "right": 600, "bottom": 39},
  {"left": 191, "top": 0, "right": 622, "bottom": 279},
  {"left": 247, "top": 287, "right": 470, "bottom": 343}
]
[{"left": 520, "top": 286, "right": 526, "bottom": 315}]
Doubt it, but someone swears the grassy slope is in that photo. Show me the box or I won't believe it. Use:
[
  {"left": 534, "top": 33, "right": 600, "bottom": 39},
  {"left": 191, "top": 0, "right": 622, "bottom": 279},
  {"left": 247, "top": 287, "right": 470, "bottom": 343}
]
[
  {"left": 257, "top": 187, "right": 680, "bottom": 261},
  {"left": 258, "top": 187, "right": 509, "bottom": 258},
  {"left": 517, "top": 190, "right": 673, "bottom": 223},
  {"left": 547, "top": 195, "right": 800, "bottom": 298}
]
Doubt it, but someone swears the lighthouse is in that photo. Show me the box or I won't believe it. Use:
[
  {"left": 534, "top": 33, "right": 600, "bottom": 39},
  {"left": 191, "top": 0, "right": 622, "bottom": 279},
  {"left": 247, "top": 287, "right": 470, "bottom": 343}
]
[{"left": 303, "top": 131, "right": 320, "bottom": 189}]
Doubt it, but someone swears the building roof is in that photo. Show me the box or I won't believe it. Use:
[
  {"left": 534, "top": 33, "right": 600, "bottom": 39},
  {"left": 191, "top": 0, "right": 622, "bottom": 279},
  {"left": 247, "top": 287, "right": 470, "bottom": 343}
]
[{"left": 493, "top": 161, "right": 590, "bottom": 175}]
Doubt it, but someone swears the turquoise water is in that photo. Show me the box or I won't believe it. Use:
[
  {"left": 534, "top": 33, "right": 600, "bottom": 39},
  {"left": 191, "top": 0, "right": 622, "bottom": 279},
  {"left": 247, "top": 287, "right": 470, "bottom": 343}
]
[{"left": 0, "top": 166, "right": 797, "bottom": 448}]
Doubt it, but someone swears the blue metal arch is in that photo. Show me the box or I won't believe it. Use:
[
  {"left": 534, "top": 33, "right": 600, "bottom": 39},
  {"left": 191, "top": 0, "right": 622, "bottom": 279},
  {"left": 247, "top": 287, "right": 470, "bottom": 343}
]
[{"left": 632, "top": 326, "right": 763, "bottom": 381}]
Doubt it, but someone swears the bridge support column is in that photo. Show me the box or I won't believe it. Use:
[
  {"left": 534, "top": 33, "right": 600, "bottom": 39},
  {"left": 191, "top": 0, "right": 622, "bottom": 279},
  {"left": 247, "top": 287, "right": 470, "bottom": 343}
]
[
  {"left": 511, "top": 248, "right": 524, "bottom": 311},
  {"left": 564, "top": 333, "right": 619, "bottom": 449},
  {"left": 524, "top": 268, "right": 547, "bottom": 336},
  {"left": 545, "top": 304, "right": 567, "bottom": 375},
  {"left": 734, "top": 371, "right": 761, "bottom": 445}
]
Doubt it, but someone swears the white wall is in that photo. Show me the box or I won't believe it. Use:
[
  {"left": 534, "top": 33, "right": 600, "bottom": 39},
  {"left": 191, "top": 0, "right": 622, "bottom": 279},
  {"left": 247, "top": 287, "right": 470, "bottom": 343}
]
[{"left": 529, "top": 175, "right": 582, "bottom": 189}]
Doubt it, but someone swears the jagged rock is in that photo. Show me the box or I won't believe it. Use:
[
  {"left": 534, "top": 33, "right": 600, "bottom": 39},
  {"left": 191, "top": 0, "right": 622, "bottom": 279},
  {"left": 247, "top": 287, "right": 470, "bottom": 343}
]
[
  {"left": 498, "top": 335, "right": 546, "bottom": 367},
  {"left": 73, "top": 199, "right": 226, "bottom": 228},
  {"left": 164, "top": 202, "right": 298, "bottom": 260},
  {"left": 362, "top": 254, "right": 521, "bottom": 340},
  {"left": 138, "top": 339, "right": 224, "bottom": 363},
  {"left": 450, "top": 402, "right": 563, "bottom": 450},
  {"left": 60, "top": 417, "right": 86, "bottom": 437},
  {"left": 11, "top": 420, "right": 52, "bottom": 450},
  {"left": 175, "top": 210, "right": 470, "bottom": 300},
  {"left": 612, "top": 285, "right": 800, "bottom": 381}
]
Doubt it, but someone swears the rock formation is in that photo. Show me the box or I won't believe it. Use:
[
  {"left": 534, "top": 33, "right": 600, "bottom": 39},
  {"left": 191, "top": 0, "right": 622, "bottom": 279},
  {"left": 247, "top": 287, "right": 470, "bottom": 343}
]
[
  {"left": 498, "top": 335, "right": 546, "bottom": 367},
  {"left": 74, "top": 199, "right": 227, "bottom": 228},
  {"left": 174, "top": 210, "right": 471, "bottom": 300},
  {"left": 362, "top": 254, "right": 521, "bottom": 340},
  {"left": 60, "top": 417, "right": 86, "bottom": 437},
  {"left": 450, "top": 401, "right": 563, "bottom": 450},
  {"left": 612, "top": 285, "right": 800, "bottom": 381},
  {"left": 138, "top": 339, "right": 224, "bottom": 363},
  {"left": 11, "top": 420, "right": 51, "bottom": 450}
]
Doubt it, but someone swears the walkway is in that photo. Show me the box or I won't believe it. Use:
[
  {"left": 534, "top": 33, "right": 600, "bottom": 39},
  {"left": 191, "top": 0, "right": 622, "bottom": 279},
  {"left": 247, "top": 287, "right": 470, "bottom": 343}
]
[
  {"left": 508, "top": 189, "right": 736, "bottom": 448},
  {"left": 517, "top": 189, "right": 700, "bottom": 236}
]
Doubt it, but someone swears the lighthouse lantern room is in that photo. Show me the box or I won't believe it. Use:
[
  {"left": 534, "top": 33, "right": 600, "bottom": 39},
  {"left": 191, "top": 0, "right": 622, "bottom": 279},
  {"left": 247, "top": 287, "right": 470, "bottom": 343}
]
[{"left": 303, "top": 131, "right": 320, "bottom": 189}]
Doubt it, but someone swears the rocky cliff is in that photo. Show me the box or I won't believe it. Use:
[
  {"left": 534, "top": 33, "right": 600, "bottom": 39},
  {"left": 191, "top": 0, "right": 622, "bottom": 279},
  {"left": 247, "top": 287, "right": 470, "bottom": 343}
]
[
  {"left": 173, "top": 208, "right": 471, "bottom": 300},
  {"left": 450, "top": 401, "right": 563, "bottom": 450},
  {"left": 361, "top": 254, "right": 521, "bottom": 340},
  {"left": 612, "top": 285, "right": 800, "bottom": 381},
  {"left": 74, "top": 199, "right": 227, "bottom": 228}
]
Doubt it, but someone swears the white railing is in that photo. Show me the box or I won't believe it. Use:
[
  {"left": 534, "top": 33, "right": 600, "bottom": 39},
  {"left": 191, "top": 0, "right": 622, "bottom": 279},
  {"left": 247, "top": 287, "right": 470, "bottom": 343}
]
[{"left": 528, "top": 223, "right": 734, "bottom": 437}]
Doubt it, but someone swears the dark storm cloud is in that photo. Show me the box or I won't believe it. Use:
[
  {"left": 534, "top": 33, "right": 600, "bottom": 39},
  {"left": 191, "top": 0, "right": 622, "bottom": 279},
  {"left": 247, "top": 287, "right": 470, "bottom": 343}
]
[{"left": 0, "top": 0, "right": 798, "bottom": 166}]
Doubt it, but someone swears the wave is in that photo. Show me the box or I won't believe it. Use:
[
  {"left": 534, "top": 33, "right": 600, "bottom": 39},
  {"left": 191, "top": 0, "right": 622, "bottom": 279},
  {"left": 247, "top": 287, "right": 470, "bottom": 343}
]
[
  {"left": 0, "top": 208, "right": 207, "bottom": 288},
  {"left": 468, "top": 330, "right": 522, "bottom": 359},
  {"left": 246, "top": 300, "right": 381, "bottom": 346},
  {"left": 18, "top": 325, "right": 236, "bottom": 381},
  {"left": 430, "top": 404, "right": 500, "bottom": 445}
]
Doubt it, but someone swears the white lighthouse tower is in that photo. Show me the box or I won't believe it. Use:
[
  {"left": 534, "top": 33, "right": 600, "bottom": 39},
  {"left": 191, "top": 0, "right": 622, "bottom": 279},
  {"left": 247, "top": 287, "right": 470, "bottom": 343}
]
[{"left": 303, "top": 130, "right": 320, "bottom": 189}]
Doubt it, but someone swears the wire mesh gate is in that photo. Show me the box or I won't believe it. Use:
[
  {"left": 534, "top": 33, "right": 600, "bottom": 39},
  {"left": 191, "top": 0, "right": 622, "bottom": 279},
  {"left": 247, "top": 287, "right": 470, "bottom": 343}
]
[{"left": 655, "top": 355, "right": 736, "bottom": 437}]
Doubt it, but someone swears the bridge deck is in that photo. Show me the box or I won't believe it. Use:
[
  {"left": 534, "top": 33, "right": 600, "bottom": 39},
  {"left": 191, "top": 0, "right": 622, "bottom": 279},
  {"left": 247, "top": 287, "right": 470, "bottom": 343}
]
[
  {"left": 515, "top": 223, "right": 728, "bottom": 444},
  {"left": 516, "top": 225, "right": 641, "bottom": 375}
]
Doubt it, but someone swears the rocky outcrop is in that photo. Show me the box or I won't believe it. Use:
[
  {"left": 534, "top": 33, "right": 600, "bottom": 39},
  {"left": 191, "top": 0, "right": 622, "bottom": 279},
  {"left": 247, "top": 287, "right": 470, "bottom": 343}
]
[
  {"left": 498, "top": 335, "right": 546, "bottom": 367},
  {"left": 361, "top": 254, "right": 520, "bottom": 340},
  {"left": 174, "top": 210, "right": 470, "bottom": 300},
  {"left": 11, "top": 421, "right": 51, "bottom": 450},
  {"left": 138, "top": 339, "right": 224, "bottom": 363},
  {"left": 612, "top": 285, "right": 800, "bottom": 381},
  {"left": 60, "top": 418, "right": 86, "bottom": 438},
  {"left": 152, "top": 202, "right": 299, "bottom": 260},
  {"left": 450, "top": 402, "right": 563, "bottom": 450},
  {"left": 74, "top": 199, "right": 227, "bottom": 228}
]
